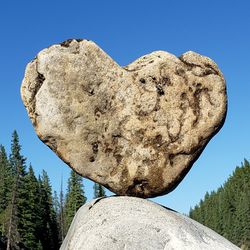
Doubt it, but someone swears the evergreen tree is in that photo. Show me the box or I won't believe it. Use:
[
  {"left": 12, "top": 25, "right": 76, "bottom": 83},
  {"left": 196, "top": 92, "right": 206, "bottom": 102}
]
[
  {"left": 53, "top": 190, "right": 65, "bottom": 244},
  {"left": 38, "top": 170, "right": 59, "bottom": 250},
  {"left": 17, "top": 165, "right": 41, "bottom": 249},
  {"left": 7, "top": 130, "right": 26, "bottom": 250},
  {"left": 58, "top": 178, "right": 65, "bottom": 243},
  {"left": 9, "top": 130, "right": 26, "bottom": 177},
  {"left": 0, "top": 145, "right": 12, "bottom": 236},
  {"left": 64, "top": 171, "right": 86, "bottom": 232},
  {"left": 53, "top": 191, "right": 60, "bottom": 222},
  {"left": 93, "top": 183, "right": 106, "bottom": 199},
  {"left": 0, "top": 145, "right": 11, "bottom": 213}
]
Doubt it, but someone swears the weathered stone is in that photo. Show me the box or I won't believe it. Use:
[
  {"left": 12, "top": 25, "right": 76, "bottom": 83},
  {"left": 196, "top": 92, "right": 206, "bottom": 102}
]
[
  {"left": 60, "top": 197, "right": 238, "bottom": 250},
  {"left": 21, "top": 39, "right": 227, "bottom": 198}
]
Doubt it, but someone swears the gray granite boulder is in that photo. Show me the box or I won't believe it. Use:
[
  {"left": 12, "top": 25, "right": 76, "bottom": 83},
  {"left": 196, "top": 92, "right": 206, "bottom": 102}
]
[
  {"left": 21, "top": 39, "right": 227, "bottom": 197},
  {"left": 60, "top": 196, "right": 238, "bottom": 250}
]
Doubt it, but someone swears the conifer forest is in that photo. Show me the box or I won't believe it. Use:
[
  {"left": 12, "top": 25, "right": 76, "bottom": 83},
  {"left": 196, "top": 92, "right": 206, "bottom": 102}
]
[
  {"left": 0, "top": 131, "right": 249, "bottom": 249},
  {"left": 190, "top": 159, "right": 250, "bottom": 249},
  {"left": 0, "top": 131, "right": 105, "bottom": 249}
]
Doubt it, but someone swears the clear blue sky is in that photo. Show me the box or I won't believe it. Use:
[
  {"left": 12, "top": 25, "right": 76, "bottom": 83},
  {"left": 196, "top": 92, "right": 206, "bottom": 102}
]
[{"left": 0, "top": 0, "right": 249, "bottom": 214}]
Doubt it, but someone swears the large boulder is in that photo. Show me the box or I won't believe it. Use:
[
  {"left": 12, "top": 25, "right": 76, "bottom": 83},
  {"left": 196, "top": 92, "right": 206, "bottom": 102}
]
[
  {"left": 21, "top": 39, "right": 227, "bottom": 198},
  {"left": 60, "top": 196, "right": 238, "bottom": 250}
]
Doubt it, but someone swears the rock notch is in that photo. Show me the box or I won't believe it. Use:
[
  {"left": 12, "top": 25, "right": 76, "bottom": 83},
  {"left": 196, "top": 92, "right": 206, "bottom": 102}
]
[{"left": 21, "top": 39, "right": 227, "bottom": 198}]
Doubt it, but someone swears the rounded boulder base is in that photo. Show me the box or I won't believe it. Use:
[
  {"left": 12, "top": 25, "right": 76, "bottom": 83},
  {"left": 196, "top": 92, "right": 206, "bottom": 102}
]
[{"left": 60, "top": 197, "right": 239, "bottom": 250}]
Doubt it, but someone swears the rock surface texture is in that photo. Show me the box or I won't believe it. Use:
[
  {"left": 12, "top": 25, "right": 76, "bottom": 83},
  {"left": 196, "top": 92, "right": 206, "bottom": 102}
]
[
  {"left": 21, "top": 39, "right": 227, "bottom": 198},
  {"left": 60, "top": 197, "right": 238, "bottom": 250}
]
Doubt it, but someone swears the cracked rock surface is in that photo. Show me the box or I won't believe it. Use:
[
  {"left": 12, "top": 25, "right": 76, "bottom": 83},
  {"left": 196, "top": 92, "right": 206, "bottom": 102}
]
[
  {"left": 21, "top": 39, "right": 227, "bottom": 198},
  {"left": 60, "top": 197, "right": 238, "bottom": 250}
]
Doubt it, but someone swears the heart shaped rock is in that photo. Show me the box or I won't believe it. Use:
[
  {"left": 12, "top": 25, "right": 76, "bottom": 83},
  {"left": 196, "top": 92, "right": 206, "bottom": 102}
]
[{"left": 21, "top": 39, "right": 227, "bottom": 198}]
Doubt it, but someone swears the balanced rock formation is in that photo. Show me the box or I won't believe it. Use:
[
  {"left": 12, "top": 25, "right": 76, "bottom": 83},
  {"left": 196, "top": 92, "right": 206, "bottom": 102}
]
[
  {"left": 21, "top": 39, "right": 227, "bottom": 198},
  {"left": 60, "top": 197, "right": 238, "bottom": 250}
]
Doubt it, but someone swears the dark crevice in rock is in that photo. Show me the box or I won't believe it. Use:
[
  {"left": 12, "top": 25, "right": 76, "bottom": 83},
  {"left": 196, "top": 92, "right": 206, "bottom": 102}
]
[
  {"left": 81, "top": 85, "right": 95, "bottom": 96},
  {"left": 76, "top": 39, "right": 84, "bottom": 42},
  {"left": 193, "top": 82, "right": 202, "bottom": 88},
  {"left": 43, "top": 136, "right": 57, "bottom": 151},
  {"left": 175, "top": 67, "right": 186, "bottom": 76},
  {"left": 94, "top": 99, "right": 111, "bottom": 115},
  {"left": 181, "top": 92, "right": 187, "bottom": 100},
  {"left": 89, "top": 89, "right": 95, "bottom": 95},
  {"left": 169, "top": 154, "right": 175, "bottom": 167},
  {"left": 152, "top": 134, "right": 163, "bottom": 147},
  {"left": 34, "top": 59, "right": 45, "bottom": 97},
  {"left": 179, "top": 56, "right": 201, "bottom": 70},
  {"left": 161, "top": 77, "right": 172, "bottom": 86},
  {"left": 139, "top": 78, "right": 146, "bottom": 84},
  {"left": 166, "top": 121, "right": 181, "bottom": 144},
  {"left": 123, "top": 60, "right": 151, "bottom": 72},
  {"left": 134, "top": 128, "right": 146, "bottom": 143},
  {"left": 92, "top": 142, "right": 99, "bottom": 154},
  {"left": 138, "top": 110, "right": 149, "bottom": 117},
  {"left": 110, "top": 133, "right": 124, "bottom": 165},
  {"left": 156, "top": 84, "right": 165, "bottom": 96},
  {"left": 114, "top": 154, "right": 123, "bottom": 164},
  {"left": 90, "top": 142, "right": 99, "bottom": 162},
  {"left": 191, "top": 88, "right": 201, "bottom": 127},
  {"left": 204, "top": 63, "right": 220, "bottom": 76},
  {"left": 190, "top": 85, "right": 215, "bottom": 127},
  {"left": 179, "top": 56, "right": 220, "bottom": 76},
  {"left": 153, "top": 75, "right": 172, "bottom": 97},
  {"left": 103, "top": 141, "right": 113, "bottom": 154},
  {"left": 126, "top": 179, "right": 149, "bottom": 197},
  {"left": 153, "top": 96, "right": 161, "bottom": 112},
  {"left": 60, "top": 39, "right": 83, "bottom": 47},
  {"left": 200, "top": 68, "right": 217, "bottom": 76},
  {"left": 34, "top": 71, "right": 45, "bottom": 98},
  {"left": 30, "top": 62, "right": 46, "bottom": 127},
  {"left": 88, "top": 196, "right": 106, "bottom": 210},
  {"left": 203, "top": 88, "right": 214, "bottom": 106},
  {"left": 89, "top": 156, "right": 95, "bottom": 162},
  {"left": 36, "top": 72, "right": 45, "bottom": 85},
  {"left": 60, "top": 39, "right": 74, "bottom": 47},
  {"left": 112, "top": 131, "right": 122, "bottom": 138}
]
